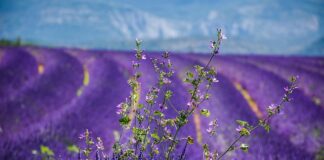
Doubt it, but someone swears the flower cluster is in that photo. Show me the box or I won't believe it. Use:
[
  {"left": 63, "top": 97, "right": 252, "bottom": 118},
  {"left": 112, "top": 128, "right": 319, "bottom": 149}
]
[{"left": 206, "top": 120, "right": 218, "bottom": 136}]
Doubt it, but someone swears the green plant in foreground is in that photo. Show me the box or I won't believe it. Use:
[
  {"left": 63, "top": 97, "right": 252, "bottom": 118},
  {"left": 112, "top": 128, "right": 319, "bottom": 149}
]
[{"left": 76, "top": 29, "right": 298, "bottom": 160}]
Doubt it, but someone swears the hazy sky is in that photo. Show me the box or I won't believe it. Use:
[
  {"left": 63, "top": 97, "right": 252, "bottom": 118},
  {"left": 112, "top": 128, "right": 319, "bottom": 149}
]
[{"left": 0, "top": 0, "right": 323, "bottom": 55}]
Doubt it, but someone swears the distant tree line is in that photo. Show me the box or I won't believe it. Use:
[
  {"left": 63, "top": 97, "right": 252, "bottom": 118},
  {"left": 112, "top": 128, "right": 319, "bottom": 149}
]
[{"left": 0, "top": 37, "right": 21, "bottom": 46}]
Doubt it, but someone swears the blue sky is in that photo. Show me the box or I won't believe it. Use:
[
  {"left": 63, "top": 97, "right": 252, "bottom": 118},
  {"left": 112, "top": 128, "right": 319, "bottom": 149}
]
[{"left": 0, "top": 0, "right": 323, "bottom": 55}]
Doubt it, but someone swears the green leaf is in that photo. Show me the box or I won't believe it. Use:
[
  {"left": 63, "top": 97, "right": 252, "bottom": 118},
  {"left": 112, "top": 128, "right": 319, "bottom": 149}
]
[
  {"left": 239, "top": 128, "right": 250, "bottom": 136},
  {"left": 154, "top": 111, "right": 164, "bottom": 117},
  {"left": 40, "top": 145, "right": 54, "bottom": 156},
  {"left": 165, "top": 90, "right": 173, "bottom": 100},
  {"left": 187, "top": 72, "right": 194, "bottom": 79},
  {"left": 264, "top": 124, "right": 271, "bottom": 133},
  {"left": 240, "top": 143, "right": 249, "bottom": 152},
  {"left": 67, "top": 145, "right": 79, "bottom": 153},
  {"left": 138, "top": 104, "right": 144, "bottom": 109},
  {"left": 236, "top": 120, "right": 248, "bottom": 127},
  {"left": 187, "top": 136, "right": 194, "bottom": 144},
  {"left": 119, "top": 116, "right": 131, "bottom": 126},
  {"left": 200, "top": 109, "right": 210, "bottom": 117},
  {"left": 151, "top": 133, "right": 160, "bottom": 140}
]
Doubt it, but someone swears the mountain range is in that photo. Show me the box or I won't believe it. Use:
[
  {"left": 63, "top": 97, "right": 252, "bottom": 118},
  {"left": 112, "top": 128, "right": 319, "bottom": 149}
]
[{"left": 0, "top": 0, "right": 323, "bottom": 55}]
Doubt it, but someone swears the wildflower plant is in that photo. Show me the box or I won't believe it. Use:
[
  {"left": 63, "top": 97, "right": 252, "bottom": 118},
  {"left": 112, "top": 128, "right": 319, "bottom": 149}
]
[{"left": 76, "top": 29, "right": 298, "bottom": 160}]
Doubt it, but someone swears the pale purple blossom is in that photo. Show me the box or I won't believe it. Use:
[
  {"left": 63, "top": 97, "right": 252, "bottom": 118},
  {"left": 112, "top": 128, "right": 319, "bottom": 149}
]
[
  {"left": 131, "top": 137, "right": 137, "bottom": 144},
  {"left": 162, "top": 77, "right": 171, "bottom": 84},
  {"left": 206, "top": 127, "right": 212, "bottom": 133},
  {"left": 267, "top": 104, "right": 276, "bottom": 111},
  {"left": 116, "top": 109, "right": 122, "bottom": 115},
  {"left": 96, "top": 137, "right": 104, "bottom": 150},
  {"left": 236, "top": 126, "right": 243, "bottom": 132},
  {"left": 164, "top": 127, "right": 171, "bottom": 135},
  {"left": 142, "top": 54, "right": 146, "bottom": 60},
  {"left": 79, "top": 133, "right": 85, "bottom": 139}
]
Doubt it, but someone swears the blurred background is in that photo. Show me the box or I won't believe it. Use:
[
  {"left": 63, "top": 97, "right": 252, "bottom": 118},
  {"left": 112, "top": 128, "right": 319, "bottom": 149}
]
[{"left": 0, "top": 0, "right": 323, "bottom": 55}]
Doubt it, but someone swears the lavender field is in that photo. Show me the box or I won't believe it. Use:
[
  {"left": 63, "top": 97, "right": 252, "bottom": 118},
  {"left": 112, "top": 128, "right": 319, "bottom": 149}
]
[{"left": 0, "top": 46, "right": 324, "bottom": 159}]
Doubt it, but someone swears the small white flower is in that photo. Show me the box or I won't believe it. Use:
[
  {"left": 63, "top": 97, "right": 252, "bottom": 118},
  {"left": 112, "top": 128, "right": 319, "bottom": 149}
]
[
  {"left": 212, "top": 78, "right": 219, "bottom": 83},
  {"left": 221, "top": 33, "right": 227, "bottom": 40}
]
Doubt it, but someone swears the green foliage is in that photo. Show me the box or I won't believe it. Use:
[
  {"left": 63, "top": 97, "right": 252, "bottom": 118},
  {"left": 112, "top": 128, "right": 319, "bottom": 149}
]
[
  {"left": 0, "top": 37, "right": 21, "bottom": 47},
  {"left": 119, "top": 115, "right": 131, "bottom": 126},
  {"left": 151, "top": 133, "right": 160, "bottom": 141},
  {"left": 238, "top": 127, "right": 250, "bottom": 136},
  {"left": 154, "top": 111, "right": 164, "bottom": 117},
  {"left": 200, "top": 109, "right": 211, "bottom": 117},
  {"left": 175, "top": 111, "right": 188, "bottom": 128},
  {"left": 236, "top": 120, "right": 248, "bottom": 127},
  {"left": 40, "top": 145, "right": 54, "bottom": 156},
  {"left": 165, "top": 90, "right": 173, "bottom": 100},
  {"left": 187, "top": 136, "right": 194, "bottom": 144},
  {"left": 66, "top": 144, "right": 79, "bottom": 153},
  {"left": 74, "top": 29, "right": 297, "bottom": 160},
  {"left": 240, "top": 143, "right": 249, "bottom": 152}
]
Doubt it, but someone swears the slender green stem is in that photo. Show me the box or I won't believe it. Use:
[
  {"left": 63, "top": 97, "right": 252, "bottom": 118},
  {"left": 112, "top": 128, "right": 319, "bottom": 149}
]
[{"left": 166, "top": 127, "right": 181, "bottom": 160}]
